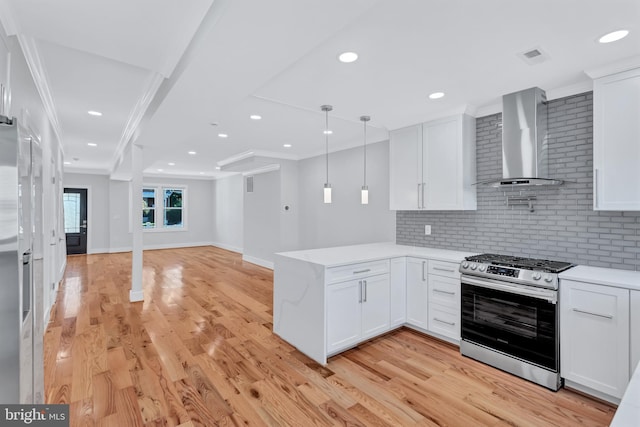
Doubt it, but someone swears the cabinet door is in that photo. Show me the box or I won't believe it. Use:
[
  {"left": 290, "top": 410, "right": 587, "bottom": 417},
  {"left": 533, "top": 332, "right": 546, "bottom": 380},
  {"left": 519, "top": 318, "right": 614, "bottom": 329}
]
[
  {"left": 389, "top": 257, "right": 407, "bottom": 327},
  {"left": 423, "top": 116, "right": 461, "bottom": 209},
  {"left": 361, "top": 274, "right": 391, "bottom": 340},
  {"left": 327, "top": 280, "right": 361, "bottom": 354},
  {"left": 594, "top": 68, "right": 640, "bottom": 210},
  {"left": 389, "top": 124, "right": 422, "bottom": 210},
  {"left": 406, "top": 258, "right": 428, "bottom": 329},
  {"left": 560, "top": 280, "right": 629, "bottom": 399},
  {"left": 631, "top": 290, "right": 640, "bottom": 375}
]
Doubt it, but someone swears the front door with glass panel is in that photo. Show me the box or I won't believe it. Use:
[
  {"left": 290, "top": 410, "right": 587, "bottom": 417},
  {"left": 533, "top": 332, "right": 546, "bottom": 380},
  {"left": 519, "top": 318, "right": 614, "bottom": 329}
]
[{"left": 63, "top": 188, "right": 87, "bottom": 255}]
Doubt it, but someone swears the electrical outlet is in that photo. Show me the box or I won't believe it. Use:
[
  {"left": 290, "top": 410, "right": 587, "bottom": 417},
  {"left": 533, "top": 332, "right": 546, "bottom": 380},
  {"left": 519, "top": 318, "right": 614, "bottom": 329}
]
[{"left": 424, "top": 225, "right": 431, "bottom": 235}]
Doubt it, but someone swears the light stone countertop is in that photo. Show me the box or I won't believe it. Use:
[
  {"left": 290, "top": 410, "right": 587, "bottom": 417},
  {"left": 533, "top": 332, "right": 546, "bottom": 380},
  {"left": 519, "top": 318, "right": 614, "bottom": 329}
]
[
  {"left": 559, "top": 265, "right": 640, "bottom": 291},
  {"left": 610, "top": 362, "right": 640, "bottom": 426},
  {"left": 275, "top": 242, "right": 476, "bottom": 268}
]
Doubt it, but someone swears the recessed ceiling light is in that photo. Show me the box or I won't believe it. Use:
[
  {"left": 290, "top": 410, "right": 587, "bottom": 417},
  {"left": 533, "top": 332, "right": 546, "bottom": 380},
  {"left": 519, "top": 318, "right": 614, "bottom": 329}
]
[
  {"left": 168, "top": 162, "right": 175, "bottom": 166},
  {"left": 283, "top": 144, "right": 292, "bottom": 148},
  {"left": 87, "top": 142, "right": 97, "bottom": 147},
  {"left": 338, "top": 52, "right": 358, "bottom": 63},
  {"left": 87, "top": 110, "right": 102, "bottom": 116},
  {"left": 429, "top": 92, "right": 445, "bottom": 99},
  {"left": 215, "top": 166, "right": 221, "bottom": 170},
  {"left": 199, "top": 172, "right": 205, "bottom": 175},
  {"left": 218, "top": 133, "right": 228, "bottom": 138},
  {"left": 598, "top": 29, "right": 630, "bottom": 43},
  {"left": 250, "top": 115, "right": 262, "bottom": 120},
  {"left": 188, "top": 151, "right": 196, "bottom": 155},
  {"left": 63, "top": 161, "right": 71, "bottom": 165},
  {"left": 157, "top": 169, "right": 164, "bottom": 172},
  {"left": 323, "top": 130, "right": 333, "bottom": 135}
]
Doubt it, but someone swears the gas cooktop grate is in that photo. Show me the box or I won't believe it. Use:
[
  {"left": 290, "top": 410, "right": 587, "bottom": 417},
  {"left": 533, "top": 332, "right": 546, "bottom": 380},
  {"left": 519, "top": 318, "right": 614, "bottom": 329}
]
[{"left": 465, "top": 253, "right": 574, "bottom": 273}]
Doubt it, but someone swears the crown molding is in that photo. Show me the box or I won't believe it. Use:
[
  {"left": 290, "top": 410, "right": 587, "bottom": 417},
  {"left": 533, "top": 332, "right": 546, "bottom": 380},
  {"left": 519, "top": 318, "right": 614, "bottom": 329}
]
[
  {"left": 17, "top": 35, "right": 64, "bottom": 147},
  {"left": 241, "top": 163, "right": 280, "bottom": 176},
  {"left": 584, "top": 55, "right": 640, "bottom": 79}
]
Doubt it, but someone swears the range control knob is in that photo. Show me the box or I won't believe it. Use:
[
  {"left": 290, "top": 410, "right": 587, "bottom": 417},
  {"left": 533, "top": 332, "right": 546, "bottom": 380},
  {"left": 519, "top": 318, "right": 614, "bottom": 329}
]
[
  {"left": 470, "top": 263, "right": 477, "bottom": 270},
  {"left": 532, "top": 272, "right": 542, "bottom": 280},
  {"left": 478, "top": 265, "right": 486, "bottom": 272},
  {"left": 544, "top": 274, "right": 554, "bottom": 283},
  {"left": 462, "top": 262, "right": 469, "bottom": 269}
]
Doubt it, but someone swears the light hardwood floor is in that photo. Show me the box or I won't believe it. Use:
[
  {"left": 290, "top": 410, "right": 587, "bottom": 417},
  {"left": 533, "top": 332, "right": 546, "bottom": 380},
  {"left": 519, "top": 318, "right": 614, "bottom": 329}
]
[{"left": 44, "top": 246, "right": 616, "bottom": 426}]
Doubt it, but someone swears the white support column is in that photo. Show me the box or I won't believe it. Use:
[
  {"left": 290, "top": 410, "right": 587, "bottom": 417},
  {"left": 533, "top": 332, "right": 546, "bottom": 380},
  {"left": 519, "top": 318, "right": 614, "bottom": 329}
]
[{"left": 130, "top": 144, "right": 144, "bottom": 302}]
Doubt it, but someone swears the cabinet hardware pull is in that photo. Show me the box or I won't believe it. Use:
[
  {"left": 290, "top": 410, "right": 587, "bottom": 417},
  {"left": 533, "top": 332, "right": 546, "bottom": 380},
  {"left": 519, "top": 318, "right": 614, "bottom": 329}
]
[
  {"left": 422, "top": 261, "right": 426, "bottom": 281},
  {"left": 433, "top": 267, "right": 455, "bottom": 273},
  {"left": 572, "top": 308, "right": 613, "bottom": 319},
  {"left": 353, "top": 269, "right": 371, "bottom": 274},
  {"left": 434, "top": 318, "right": 455, "bottom": 326},
  {"left": 433, "top": 289, "right": 455, "bottom": 295},
  {"left": 358, "top": 280, "right": 362, "bottom": 303},
  {"left": 417, "top": 183, "right": 422, "bottom": 209},
  {"left": 363, "top": 280, "right": 367, "bottom": 302}
]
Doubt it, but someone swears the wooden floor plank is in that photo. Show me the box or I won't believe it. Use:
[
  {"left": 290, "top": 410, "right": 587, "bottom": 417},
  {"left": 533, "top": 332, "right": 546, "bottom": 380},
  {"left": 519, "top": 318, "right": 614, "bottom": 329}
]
[{"left": 45, "top": 247, "right": 616, "bottom": 426}]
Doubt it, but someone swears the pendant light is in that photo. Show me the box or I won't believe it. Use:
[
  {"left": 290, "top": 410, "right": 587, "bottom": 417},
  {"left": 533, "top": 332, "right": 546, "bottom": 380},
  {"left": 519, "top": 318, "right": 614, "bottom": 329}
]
[
  {"left": 360, "top": 115, "right": 370, "bottom": 204},
  {"left": 321, "top": 105, "right": 333, "bottom": 204}
]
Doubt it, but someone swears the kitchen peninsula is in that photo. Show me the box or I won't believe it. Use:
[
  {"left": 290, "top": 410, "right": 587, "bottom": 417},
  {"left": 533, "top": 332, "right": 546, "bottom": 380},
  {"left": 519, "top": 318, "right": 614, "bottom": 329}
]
[{"left": 272, "top": 242, "right": 473, "bottom": 365}]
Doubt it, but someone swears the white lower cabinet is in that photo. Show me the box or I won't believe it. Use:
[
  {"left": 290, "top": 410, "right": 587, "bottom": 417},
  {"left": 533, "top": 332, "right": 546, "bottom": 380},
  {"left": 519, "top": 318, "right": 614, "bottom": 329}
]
[
  {"left": 326, "top": 274, "right": 390, "bottom": 355},
  {"left": 631, "top": 290, "right": 640, "bottom": 375},
  {"left": 560, "top": 280, "right": 630, "bottom": 400},
  {"left": 406, "top": 257, "right": 428, "bottom": 329},
  {"left": 427, "top": 271, "right": 461, "bottom": 341}
]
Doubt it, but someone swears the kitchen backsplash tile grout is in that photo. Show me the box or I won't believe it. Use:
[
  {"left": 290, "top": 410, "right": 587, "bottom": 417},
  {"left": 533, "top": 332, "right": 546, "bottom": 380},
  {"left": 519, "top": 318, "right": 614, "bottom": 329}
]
[{"left": 396, "top": 92, "right": 640, "bottom": 271}]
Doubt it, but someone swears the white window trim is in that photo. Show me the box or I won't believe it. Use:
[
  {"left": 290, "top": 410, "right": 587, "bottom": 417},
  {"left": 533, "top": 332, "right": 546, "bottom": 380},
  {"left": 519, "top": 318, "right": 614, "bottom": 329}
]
[{"left": 130, "top": 183, "right": 188, "bottom": 232}]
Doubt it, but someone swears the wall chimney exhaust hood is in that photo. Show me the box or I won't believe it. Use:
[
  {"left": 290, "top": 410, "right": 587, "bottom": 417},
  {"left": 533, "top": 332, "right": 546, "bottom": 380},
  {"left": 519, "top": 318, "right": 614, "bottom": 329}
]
[{"left": 479, "top": 87, "right": 563, "bottom": 188}]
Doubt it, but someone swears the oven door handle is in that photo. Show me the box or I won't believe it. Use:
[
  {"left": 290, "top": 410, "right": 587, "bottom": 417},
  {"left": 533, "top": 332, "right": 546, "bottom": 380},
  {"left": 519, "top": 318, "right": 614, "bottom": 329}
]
[{"left": 461, "top": 275, "right": 557, "bottom": 304}]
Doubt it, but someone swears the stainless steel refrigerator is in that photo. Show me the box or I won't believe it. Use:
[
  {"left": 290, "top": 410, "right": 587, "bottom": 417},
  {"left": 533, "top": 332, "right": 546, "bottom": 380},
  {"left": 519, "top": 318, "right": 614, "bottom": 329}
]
[{"left": 0, "top": 115, "right": 44, "bottom": 403}]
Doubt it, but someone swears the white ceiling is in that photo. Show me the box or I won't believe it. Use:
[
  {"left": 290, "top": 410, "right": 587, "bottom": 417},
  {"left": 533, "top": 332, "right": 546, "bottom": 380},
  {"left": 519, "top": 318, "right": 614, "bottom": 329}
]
[{"left": 1, "top": 0, "right": 639, "bottom": 179}]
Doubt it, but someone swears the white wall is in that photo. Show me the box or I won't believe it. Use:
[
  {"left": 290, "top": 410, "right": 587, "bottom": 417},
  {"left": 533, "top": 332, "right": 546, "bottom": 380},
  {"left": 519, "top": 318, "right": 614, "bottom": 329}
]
[
  {"left": 297, "top": 140, "right": 396, "bottom": 249},
  {"left": 212, "top": 174, "right": 243, "bottom": 252},
  {"left": 63, "top": 173, "right": 111, "bottom": 253},
  {"left": 243, "top": 170, "right": 281, "bottom": 268}
]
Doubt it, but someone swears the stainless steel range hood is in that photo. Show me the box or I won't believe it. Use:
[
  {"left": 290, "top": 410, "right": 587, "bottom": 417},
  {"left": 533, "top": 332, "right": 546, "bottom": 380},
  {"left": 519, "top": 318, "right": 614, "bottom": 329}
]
[{"left": 480, "top": 87, "right": 563, "bottom": 187}]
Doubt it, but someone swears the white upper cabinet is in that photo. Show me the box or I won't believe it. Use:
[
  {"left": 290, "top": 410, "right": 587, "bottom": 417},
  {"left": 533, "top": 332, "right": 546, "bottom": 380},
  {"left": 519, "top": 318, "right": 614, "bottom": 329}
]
[
  {"left": 593, "top": 67, "right": 640, "bottom": 210},
  {"left": 389, "top": 114, "right": 476, "bottom": 211}
]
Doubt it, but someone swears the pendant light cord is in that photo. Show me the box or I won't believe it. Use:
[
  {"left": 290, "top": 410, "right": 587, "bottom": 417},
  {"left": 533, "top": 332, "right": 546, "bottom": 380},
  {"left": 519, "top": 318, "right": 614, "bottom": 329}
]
[
  {"left": 360, "top": 115, "right": 370, "bottom": 187},
  {"left": 325, "top": 109, "right": 329, "bottom": 184},
  {"left": 363, "top": 119, "right": 367, "bottom": 186}
]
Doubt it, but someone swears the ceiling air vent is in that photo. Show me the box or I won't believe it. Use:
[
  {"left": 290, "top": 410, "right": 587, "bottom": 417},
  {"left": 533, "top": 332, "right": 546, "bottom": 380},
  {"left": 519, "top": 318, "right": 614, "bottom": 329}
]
[
  {"left": 518, "top": 46, "right": 549, "bottom": 65},
  {"left": 246, "top": 176, "right": 254, "bottom": 193}
]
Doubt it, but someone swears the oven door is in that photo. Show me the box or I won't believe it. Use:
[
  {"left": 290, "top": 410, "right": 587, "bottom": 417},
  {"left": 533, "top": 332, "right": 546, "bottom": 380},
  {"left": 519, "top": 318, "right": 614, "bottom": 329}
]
[{"left": 461, "top": 275, "right": 558, "bottom": 372}]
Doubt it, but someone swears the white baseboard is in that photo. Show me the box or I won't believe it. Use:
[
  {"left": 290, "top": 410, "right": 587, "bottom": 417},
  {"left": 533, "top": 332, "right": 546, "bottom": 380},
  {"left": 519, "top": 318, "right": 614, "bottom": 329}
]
[
  {"left": 129, "top": 289, "right": 144, "bottom": 302},
  {"left": 109, "top": 247, "right": 132, "bottom": 253},
  {"left": 58, "top": 259, "right": 66, "bottom": 283},
  {"left": 43, "top": 306, "right": 51, "bottom": 329},
  {"left": 211, "top": 242, "right": 243, "bottom": 254},
  {"left": 88, "top": 247, "right": 110, "bottom": 254},
  {"left": 242, "top": 254, "right": 274, "bottom": 270}
]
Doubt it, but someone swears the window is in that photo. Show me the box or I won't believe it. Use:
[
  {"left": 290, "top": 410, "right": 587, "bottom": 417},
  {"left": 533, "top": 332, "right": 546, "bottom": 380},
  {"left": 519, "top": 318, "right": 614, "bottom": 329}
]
[
  {"left": 63, "top": 192, "right": 81, "bottom": 233},
  {"left": 139, "top": 185, "right": 186, "bottom": 231},
  {"left": 142, "top": 188, "right": 156, "bottom": 229},
  {"left": 163, "top": 188, "right": 183, "bottom": 228}
]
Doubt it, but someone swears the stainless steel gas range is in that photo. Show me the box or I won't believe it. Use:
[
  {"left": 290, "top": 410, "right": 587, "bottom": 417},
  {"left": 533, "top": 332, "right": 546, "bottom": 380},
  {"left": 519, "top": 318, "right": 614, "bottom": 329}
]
[{"left": 459, "top": 254, "right": 574, "bottom": 391}]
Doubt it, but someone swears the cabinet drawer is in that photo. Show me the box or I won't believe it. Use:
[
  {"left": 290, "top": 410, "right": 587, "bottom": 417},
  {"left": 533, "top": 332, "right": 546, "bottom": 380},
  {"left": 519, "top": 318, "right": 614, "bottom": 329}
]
[
  {"left": 428, "top": 275, "right": 460, "bottom": 309},
  {"left": 428, "top": 304, "right": 460, "bottom": 340},
  {"left": 326, "top": 259, "right": 390, "bottom": 284},
  {"left": 428, "top": 260, "right": 460, "bottom": 278}
]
